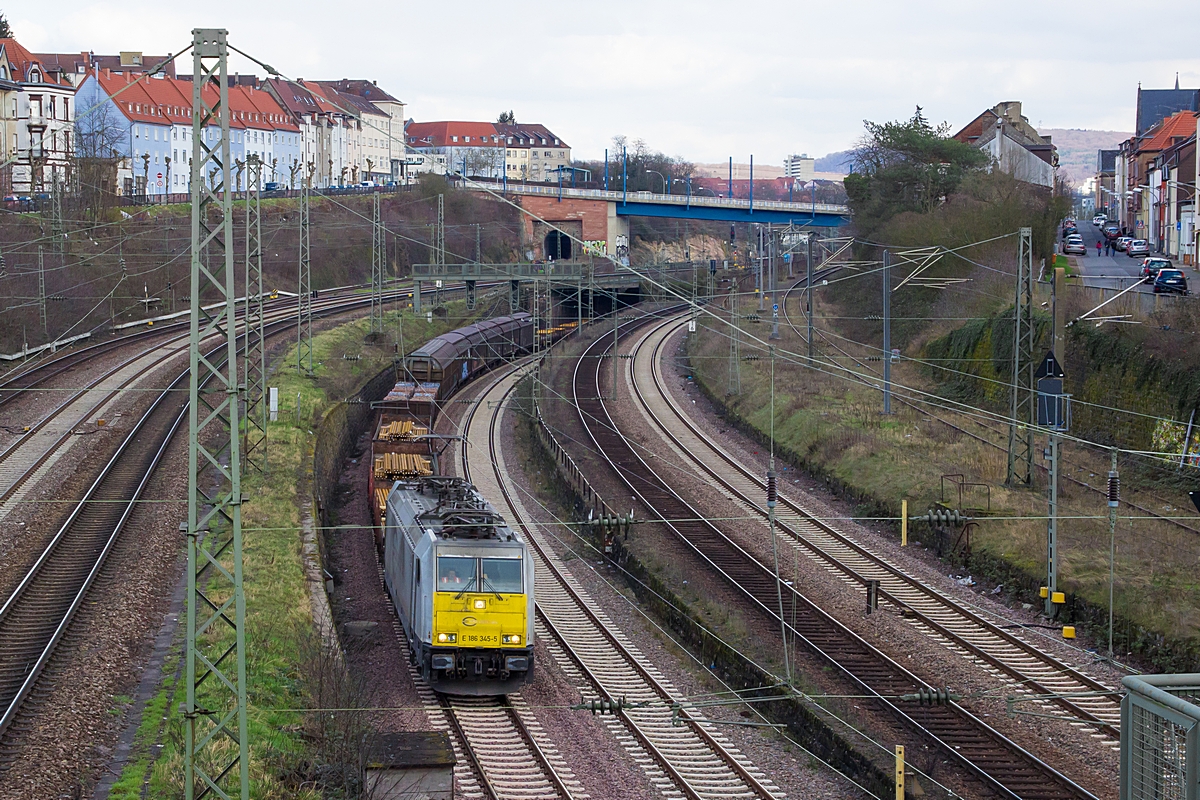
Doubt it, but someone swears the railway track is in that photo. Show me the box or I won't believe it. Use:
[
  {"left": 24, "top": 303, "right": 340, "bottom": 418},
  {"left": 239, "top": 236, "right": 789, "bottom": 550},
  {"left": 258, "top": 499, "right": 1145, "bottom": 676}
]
[
  {"left": 0, "top": 288, "right": 432, "bottom": 750},
  {"left": 632, "top": 314, "right": 1121, "bottom": 738},
  {"left": 461, "top": 361, "right": 782, "bottom": 800},
  {"left": 572, "top": 311, "right": 1099, "bottom": 800}
]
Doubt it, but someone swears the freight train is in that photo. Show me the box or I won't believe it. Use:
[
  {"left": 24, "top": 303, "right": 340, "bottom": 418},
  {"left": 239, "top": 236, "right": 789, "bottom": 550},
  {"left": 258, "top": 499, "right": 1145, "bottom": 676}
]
[{"left": 372, "top": 312, "right": 537, "bottom": 695}]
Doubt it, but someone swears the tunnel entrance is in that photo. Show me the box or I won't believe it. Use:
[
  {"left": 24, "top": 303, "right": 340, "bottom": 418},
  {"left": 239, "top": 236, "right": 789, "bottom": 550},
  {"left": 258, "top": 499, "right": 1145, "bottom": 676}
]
[{"left": 544, "top": 231, "right": 573, "bottom": 261}]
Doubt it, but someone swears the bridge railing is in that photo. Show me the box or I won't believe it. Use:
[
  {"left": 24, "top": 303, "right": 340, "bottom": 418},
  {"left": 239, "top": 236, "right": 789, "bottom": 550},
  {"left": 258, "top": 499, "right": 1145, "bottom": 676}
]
[{"left": 465, "top": 179, "right": 850, "bottom": 215}]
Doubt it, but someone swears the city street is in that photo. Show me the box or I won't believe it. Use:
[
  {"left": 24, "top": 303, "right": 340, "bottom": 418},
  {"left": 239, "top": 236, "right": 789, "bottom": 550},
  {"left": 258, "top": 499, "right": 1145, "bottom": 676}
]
[{"left": 1068, "top": 221, "right": 1154, "bottom": 292}]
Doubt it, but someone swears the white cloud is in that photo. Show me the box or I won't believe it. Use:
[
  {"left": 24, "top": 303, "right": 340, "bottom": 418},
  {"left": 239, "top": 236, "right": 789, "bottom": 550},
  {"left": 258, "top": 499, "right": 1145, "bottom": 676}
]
[{"left": 13, "top": 0, "right": 1197, "bottom": 163}]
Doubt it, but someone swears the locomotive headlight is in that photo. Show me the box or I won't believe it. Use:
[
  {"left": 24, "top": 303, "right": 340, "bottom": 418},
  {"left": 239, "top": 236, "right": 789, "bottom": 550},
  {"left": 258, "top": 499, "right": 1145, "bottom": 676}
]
[
  {"left": 437, "top": 633, "right": 447, "bottom": 643},
  {"left": 473, "top": 599, "right": 486, "bottom": 609},
  {"left": 437, "top": 633, "right": 456, "bottom": 643},
  {"left": 503, "top": 634, "right": 521, "bottom": 644}
]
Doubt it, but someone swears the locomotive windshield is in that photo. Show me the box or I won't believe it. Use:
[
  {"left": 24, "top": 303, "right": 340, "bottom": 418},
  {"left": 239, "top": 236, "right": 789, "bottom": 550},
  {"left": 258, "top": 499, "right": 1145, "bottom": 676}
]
[
  {"left": 481, "top": 558, "right": 523, "bottom": 594},
  {"left": 435, "top": 555, "right": 523, "bottom": 594},
  {"left": 436, "top": 556, "right": 475, "bottom": 591}
]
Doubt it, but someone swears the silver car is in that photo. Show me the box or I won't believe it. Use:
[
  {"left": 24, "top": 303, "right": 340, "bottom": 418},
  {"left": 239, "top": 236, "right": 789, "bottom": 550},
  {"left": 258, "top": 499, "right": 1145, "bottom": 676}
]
[{"left": 1126, "top": 239, "right": 1150, "bottom": 257}]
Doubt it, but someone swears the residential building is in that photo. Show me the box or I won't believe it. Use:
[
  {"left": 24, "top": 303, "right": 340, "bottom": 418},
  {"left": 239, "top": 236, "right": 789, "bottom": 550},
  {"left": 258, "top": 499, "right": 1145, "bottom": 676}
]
[
  {"left": 496, "top": 123, "right": 571, "bottom": 183},
  {"left": 405, "top": 121, "right": 505, "bottom": 179},
  {"left": 1115, "top": 111, "right": 1196, "bottom": 247},
  {"left": 35, "top": 50, "right": 176, "bottom": 87},
  {"left": 263, "top": 77, "right": 355, "bottom": 188},
  {"left": 952, "top": 101, "right": 1057, "bottom": 187},
  {"left": 0, "top": 38, "right": 76, "bottom": 196},
  {"left": 1135, "top": 79, "right": 1199, "bottom": 136},
  {"left": 782, "top": 154, "right": 815, "bottom": 181},
  {"left": 1145, "top": 124, "right": 1195, "bottom": 261},
  {"left": 315, "top": 80, "right": 405, "bottom": 182},
  {"left": 76, "top": 70, "right": 304, "bottom": 196},
  {"left": 1095, "top": 149, "right": 1119, "bottom": 217}
]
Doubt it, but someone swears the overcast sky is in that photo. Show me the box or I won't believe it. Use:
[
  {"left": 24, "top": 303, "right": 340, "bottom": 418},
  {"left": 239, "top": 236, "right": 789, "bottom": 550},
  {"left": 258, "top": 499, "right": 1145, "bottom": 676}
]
[{"left": 11, "top": 0, "right": 1200, "bottom": 164}]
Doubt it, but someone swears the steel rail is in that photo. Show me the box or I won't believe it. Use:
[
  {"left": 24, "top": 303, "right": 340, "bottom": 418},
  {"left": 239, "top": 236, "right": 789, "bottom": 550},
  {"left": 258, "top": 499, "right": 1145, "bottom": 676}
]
[
  {"left": 0, "top": 291, "right": 423, "bottom": 744},
  {"left": 462, "top": 358, "right": 778, "bottom": 800},
  {"left": 570, "top": 311, "right": 1098, "bottom": 800},
  {"left": 637, "top": 313, "right": 1122, "bottom": 736}
]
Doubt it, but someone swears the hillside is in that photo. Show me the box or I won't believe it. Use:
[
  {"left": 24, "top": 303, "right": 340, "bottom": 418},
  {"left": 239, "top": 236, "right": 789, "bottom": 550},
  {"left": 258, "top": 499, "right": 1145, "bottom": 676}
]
[{"left": 1039, "top": 128, "right": 1131, "bottom": 184}]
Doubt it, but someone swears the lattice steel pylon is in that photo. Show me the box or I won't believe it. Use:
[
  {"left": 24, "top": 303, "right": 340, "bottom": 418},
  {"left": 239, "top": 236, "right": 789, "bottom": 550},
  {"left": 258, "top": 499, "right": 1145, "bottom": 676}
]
[
  {"left": 434, "top": 193, "right": 445, "bottom": 308},
  {"left": 370, "top": 191, "right": 385, "bottom": 335},
  {"left": 38, "top": 245, "right": 46, "bottom": 336},
  {"left": 185, "top": 29, "right": 249, "bottom": 800},
  {"left": 50, "top": 177, "right": 65, "bottom": 255},
  {"left": 243, "top": 155, "right": 267, "bottom": 473},
  {"left": 297, "top": 182, "right": 313, "bottom": 376},
  {"left": 1006, "top": 227, "right": 1035, "bottom": 486}
]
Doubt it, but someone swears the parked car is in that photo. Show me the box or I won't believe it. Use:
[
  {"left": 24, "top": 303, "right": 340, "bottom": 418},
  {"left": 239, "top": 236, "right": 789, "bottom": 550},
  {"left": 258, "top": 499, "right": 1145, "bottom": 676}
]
[
  {"left": 1103, "top": 224, "right": 1121, "bottom": 239},
  {"left": 1141, "top": 257, "right": 1172, "bottom": 281},
  {"left": 1153, "top": 269, "right": 1188, "bottom": 295},
  {"left": 1092, "top": 214, "right": 1107, "bottom": 226},
  {"left": 1126, "top": 239, "right": 1150, "bottom": 257},
  {"left": 1063, "top": 238, "right": 1087, "bottom": 255},
  {"left": 1114, "top": 236, "right": 1133, "bottom": 252},
  {"left": 263, "top": 181, "right": 283, "bottom": 191}
]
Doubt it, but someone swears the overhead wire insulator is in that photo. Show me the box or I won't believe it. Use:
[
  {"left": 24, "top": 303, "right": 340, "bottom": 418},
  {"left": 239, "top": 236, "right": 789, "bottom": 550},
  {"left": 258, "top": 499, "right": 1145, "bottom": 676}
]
[
  {"left": 766, "top": 470, "right": 777, "bottom": 509},
  {"left": 1106, "top": 470, "right": 1120, "bottom": 508}
]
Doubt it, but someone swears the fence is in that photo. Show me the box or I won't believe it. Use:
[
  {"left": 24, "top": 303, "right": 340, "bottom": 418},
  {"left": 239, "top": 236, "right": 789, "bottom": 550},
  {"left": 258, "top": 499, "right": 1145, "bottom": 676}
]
[
  {"left": 1121, "top": 673, "right": 1200, "bottom": 800},
  {"left": 1065, "top": 281, "right": 1193, "bottom": 321}
]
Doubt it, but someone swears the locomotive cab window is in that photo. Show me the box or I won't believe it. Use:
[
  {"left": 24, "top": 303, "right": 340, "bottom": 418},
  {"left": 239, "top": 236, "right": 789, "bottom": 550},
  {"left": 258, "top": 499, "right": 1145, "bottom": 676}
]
[
  {"left": 481, "top": 558, "right": 522, "bottom": 594},
  {"left": 437, "top": 556, "right": 475, "bottom": 591}
]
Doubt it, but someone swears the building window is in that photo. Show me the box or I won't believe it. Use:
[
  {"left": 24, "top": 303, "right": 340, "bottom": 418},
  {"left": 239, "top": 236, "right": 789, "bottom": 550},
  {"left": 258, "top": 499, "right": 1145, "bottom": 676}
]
[{"left": 451, "top": 136, "right": 458, "bottom": 142}]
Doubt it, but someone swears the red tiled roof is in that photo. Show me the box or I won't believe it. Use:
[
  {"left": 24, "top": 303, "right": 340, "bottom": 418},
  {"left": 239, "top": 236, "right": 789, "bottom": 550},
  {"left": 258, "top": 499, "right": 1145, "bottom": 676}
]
[
  {"left": 1138, "top": 111, "right": 1198, "bottom": 154},
  {"left": 35, "top": 51, "right": 176, "bottom": 79},
  {"left": 94, "top": 69, "right": 192, "bottom": 125},
  {"left": 0, "top": 38, "right": 72, "bottom": 86},
  {"left": 240, "top": 86, "right": 300, "bottom": 132},
  {"left": 405, "top": 121, "right": 503, "bottom": 147}
]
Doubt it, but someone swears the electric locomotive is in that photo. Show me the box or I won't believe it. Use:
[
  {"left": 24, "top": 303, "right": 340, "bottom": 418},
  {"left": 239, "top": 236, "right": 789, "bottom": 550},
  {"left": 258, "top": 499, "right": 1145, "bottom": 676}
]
[{"left": 383, "top": 476, "right": 534, "bottom": 695}]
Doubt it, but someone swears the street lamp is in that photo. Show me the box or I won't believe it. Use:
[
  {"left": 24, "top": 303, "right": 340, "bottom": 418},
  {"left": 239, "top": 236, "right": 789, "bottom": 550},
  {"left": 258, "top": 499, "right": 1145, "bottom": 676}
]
[{"left": 643, "top": 167, "right": 672, "bottom": 194}]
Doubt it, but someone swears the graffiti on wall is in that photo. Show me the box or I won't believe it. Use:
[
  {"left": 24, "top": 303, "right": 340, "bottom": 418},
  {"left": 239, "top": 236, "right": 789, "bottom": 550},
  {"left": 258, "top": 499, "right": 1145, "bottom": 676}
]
[
  {"left": 615, "top": 234, "right": 630, "bottom": 267},
  {"left": 583, "top": 240, "right": 607, "bottom": 257}
]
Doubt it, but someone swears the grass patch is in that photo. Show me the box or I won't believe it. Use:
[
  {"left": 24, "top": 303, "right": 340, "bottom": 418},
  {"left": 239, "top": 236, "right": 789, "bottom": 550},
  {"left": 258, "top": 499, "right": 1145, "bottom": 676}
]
[{"left": 687, "top": 288, "right": 1200, "bottom": 670}]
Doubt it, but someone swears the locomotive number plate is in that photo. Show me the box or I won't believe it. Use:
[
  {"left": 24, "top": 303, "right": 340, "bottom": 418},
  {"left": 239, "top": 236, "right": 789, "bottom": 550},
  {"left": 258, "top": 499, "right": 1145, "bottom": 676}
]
[{"left": 460, "top": 633, "right": 500, "bottom": 645}]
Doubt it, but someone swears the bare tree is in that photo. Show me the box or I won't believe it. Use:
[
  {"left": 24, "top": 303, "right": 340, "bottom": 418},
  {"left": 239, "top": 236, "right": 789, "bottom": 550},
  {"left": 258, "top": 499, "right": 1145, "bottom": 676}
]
[{"left": 72, "top": 97, "right": 126, "bottom": 223}]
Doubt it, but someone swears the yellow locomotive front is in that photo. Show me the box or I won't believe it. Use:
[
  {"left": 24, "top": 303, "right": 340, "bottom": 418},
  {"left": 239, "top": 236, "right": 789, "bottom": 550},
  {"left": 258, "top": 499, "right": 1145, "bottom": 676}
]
[{"left": 384, "top": 477, "right": 534, "bottom": 695}]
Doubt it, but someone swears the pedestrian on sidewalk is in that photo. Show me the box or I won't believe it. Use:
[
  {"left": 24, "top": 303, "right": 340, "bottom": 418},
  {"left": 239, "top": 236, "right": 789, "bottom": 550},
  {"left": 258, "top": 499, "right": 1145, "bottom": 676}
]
[
  {"left": 1105, "top": 239, "right": 1112, "bottom": 256},
  {"left": 1096, "top": 240, "right": 1103, "bottom": 257}
]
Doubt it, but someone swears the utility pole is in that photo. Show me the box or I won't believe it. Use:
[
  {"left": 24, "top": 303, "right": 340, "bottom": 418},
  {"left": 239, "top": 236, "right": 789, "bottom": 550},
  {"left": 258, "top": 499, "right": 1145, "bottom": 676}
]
[
  {"left": 757, "top": 225, "right": 765, "bottom": 312},
  {"left": 370, "top": 191, "right": 385, "bottom": 336},
  {"left": 1106, "top": 450, "right": 1119, "bottom": 659},
  {"left": 727, "top": 282, "right": 741, "bottom": 395},
  {"left": 184, "top": 28, "right": 249, "bottom": 800},
  {"left": 766, "top": 346, "right": 790, "bottom": 684},
  {"left": 611, "top": 291, "right": 619, "bottom": 401},
  {"left": 882, "top": 249, "right": 892, "bottom": 414},
  {"left": 297, "top": 181, "right": 313, "bottom": 376},
  {"left": 38, "top": 245, "right": 46, "bottom": 337},
  {"left": 1007, "top": 227, "right": 1035, "bottom": 486},
  {"left": 806, "top": 234, "right": 815, "bottom": 366},
  {"left": 243, "top": 155, "right": 266, "bottom": 473},
  {"left": 769, "top": 225, "right": 780, "bottom": 340},
  {"left": 1045, "top": 431, "right": 1060, "bottom": 617}
]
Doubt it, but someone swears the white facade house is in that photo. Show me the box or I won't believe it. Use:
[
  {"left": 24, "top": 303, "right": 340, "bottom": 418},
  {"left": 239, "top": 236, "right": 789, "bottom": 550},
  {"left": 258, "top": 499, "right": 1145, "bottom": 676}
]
[
  {"left": 783, "top": 154, "right": 815, "bottom": 181},
  {"left": 0, "top": 38, "right": 76, "bottom": 196}
]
